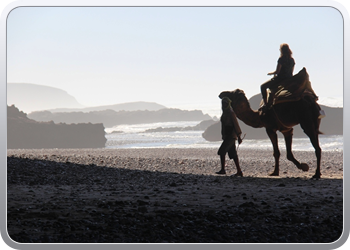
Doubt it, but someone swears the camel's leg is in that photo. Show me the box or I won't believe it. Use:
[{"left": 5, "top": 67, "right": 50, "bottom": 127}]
[
  {"left": 313, "top": 138, "right": 322, "bottom": 179},
  {"left": 300, "top": 123, "right": 322, "bottom": 178},
  {"left": 307, "top": 131, "right": 322, "bottom": 178},
  {"left": 282, "top": 129, "right": 309, "bottom": 172},
  {"left": 266, "top": 128, "right": 280, "bottom": 176}
]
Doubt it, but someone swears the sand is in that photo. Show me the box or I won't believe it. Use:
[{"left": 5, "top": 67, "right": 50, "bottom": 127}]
[{"left": 6, "top": 148, "right": 343, "bottom": 243}]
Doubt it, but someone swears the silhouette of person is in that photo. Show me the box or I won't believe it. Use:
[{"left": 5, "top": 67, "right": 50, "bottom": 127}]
[
  {"left": 216, "top": 97, "right": 243, "bottom": 176},
  {"left": 261, "top": 43, "right": 295, "bottom": 109}
]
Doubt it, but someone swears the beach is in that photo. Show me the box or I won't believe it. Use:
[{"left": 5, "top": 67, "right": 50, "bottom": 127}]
[{"left": 7, "top": 148, "right": 343, "bottom": 243}]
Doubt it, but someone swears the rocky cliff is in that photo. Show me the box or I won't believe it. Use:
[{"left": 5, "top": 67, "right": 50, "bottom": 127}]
[
  {"left": 8, "top": 105, "right": 107, "bottom": 149},
  {"left": 143, "top": 120, "right": 217, "bottom": 133}
]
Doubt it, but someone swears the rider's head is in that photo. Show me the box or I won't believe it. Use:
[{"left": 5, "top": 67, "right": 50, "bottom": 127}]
[{"left": 280, "top": 43, "right": 292, "bottom": 58}]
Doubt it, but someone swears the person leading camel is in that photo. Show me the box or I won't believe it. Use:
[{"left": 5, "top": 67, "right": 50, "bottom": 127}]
[
  {"left": 261, "top": 43, "right": 295, "bottom": 109},
  {"left": 216, "top": 97, "right": 243, "bottom": 176}
]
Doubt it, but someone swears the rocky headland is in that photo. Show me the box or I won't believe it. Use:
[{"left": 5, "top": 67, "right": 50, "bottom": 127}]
[
  {"left": 7, "top": 105, "right": 106, "bottom": 149},
  {"left": 143, "top": 120, "right": 217, "bottom": 133}
]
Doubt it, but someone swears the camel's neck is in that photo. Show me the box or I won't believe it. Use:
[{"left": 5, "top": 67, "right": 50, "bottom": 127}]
[{"left": 234, "top": 101, "right": 264, "bottom": 129}]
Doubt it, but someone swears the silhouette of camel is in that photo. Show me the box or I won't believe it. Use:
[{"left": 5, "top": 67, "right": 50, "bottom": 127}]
[{"left": 219, "top": 88, "right": 322, "bottom": 179}]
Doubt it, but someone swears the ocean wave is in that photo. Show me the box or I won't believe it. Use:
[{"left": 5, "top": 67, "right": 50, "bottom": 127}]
[{"left": 105, "top": 129, "right": 343, "bottom": 152}]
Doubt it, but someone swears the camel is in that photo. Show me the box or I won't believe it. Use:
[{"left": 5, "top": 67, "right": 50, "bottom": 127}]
[{"left": 219, "top": 87, "right": 322, "bottom": 179}]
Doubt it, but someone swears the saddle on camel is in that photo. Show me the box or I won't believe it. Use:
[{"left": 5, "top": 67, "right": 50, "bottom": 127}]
[{"left": 259, "top": 67, "right": 325, "bottom": 119}]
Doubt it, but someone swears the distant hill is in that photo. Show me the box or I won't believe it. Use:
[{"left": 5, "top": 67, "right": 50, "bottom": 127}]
[
  {"left": 7, "top": 83, "right": 85, "bottom": 113},
  {"left": 248, "top": 93, "right": 343, "bottom": 137},
  {"left": 8, "top": 83, "right": 167, "bottom": 113},
  {"left": 48, "top": 101, "right": 166, "bottom": 113},
  {"left": 28, "top": 108, "right": 212, "bottom": 128}
]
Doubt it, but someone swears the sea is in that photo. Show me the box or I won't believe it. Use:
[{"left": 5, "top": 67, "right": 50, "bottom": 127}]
[
  {"left": 104, "top": 120, "right": 343, "bottom": 152},
  {"left": 104, "top": 98, "right": 343, "bottom": 152}
]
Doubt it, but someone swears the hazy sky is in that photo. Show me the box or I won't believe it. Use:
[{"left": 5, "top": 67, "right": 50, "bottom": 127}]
[{"left": 7, "top": 6, "right": 344, "bottom": 111}]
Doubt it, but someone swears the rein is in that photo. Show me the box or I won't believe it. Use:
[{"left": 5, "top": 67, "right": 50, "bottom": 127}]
[{"left": 236, "top": 133, "right": 246, "bottom": 151}]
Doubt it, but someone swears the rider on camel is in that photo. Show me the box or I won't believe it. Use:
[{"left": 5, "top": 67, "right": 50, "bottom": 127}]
[{"left": 261, "top": 43, "right": 295, "bottom": 110}]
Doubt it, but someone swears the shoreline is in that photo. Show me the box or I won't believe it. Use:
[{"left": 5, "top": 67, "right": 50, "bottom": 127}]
[
  {"left": 7, "top": 148, "right": 343, "bottom": 179},
  {"left": 7, "top": 148, "right": 343, "bottom": 243}
]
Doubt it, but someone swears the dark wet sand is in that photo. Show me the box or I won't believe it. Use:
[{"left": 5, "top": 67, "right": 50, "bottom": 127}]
[{"left": 7, "top": 148, "right": 343, "bottom": 243}]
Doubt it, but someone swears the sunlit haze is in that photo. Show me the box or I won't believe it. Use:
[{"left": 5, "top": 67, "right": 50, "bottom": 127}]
[{"left": 7, "top": 6, "right": 344, "bottom": 113}]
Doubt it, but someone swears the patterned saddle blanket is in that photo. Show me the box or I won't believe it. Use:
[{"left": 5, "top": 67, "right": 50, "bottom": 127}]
[{"left": 261, "top": 67, "right": 318, "bottom": 107}]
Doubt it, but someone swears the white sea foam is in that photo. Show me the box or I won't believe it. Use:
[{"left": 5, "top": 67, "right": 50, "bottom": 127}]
[{"left": 105, "top": 121, "right": 201, "bottom": 134}]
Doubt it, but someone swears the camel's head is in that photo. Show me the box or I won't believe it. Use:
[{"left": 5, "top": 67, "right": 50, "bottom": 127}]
[
  {"left": 219, "top": 89, "right": 249, "bottom": 111},
  {"left": 218, "top": 91, "right": 231, "bottom": 99},
  {"left": 219, "top": 89, "right": 246, "bottom": 101}
]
